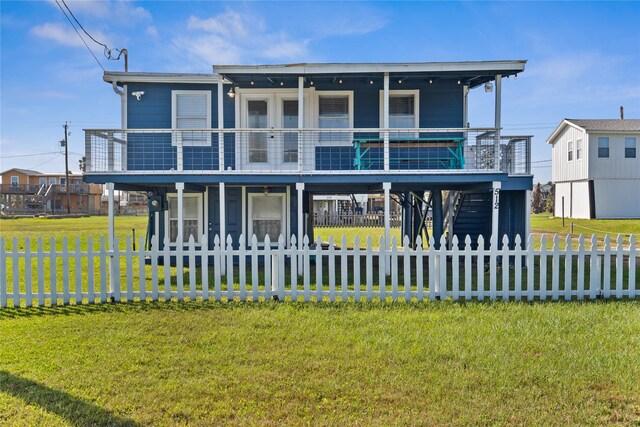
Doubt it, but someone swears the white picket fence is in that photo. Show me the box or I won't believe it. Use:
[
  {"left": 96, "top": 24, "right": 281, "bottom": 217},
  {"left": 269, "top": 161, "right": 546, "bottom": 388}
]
[{"left": 0, "top": 233, "right": 637, "bottom": 308}]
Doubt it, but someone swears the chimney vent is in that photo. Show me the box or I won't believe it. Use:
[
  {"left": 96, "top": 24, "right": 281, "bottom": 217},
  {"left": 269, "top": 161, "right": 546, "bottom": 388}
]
[{"left": 620, "top": 106, "right": 624, "bottom": 120}]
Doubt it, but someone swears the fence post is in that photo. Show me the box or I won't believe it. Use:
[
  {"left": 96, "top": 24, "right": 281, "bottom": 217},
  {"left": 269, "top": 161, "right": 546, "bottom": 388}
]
[
  {"left": 201, "top": 234, "right": 209, "bottom": 302},
  {"left": 551, "top": 235, "right": 560, "bottom": 301},
  {"left": 564, "top": 234, "right": 573, "bottom": 301},
  {"left": 151, "top": 235, "right": 159, "bottom": 301},
  {"left": 589, "top": 235, "right": 599, "bottom": 299},
  {"left": 489, "top": 235, "right": 497, "bottom": 301},
  {"left": 366, "top": 236, "right": 373, "bottom": 302},
  {"left": 514, "top": 235, "right": 522, "bottom": 301},
  {"left": 403, "top": 235, "right": 411, "bottom": 303},
  {"left": 290, "top": 235, "right": 297, "bottom": 302},
  {"left": 37, "top": 237, "right": 45, "bottom": 307},
  {"left": 341, "top": 235, "right": 348, "bottom": 302},
  {"left": 391, "top": 236, "right": 398, "bottom": 302},
  {"left": 25, "top": 237, "right": 32, "bottom": 308},
  {"left": 315, "top": 236, "right": 323, "bottom": 302},
  {"left": 214, "top": 235, "right": 222, "bottom": 302},
  {"left": 189, "top": 235, "right": 197, "bottom": 301},
  {"left": 354, "top": 236, "right": 361, "bottom": 302},
  {"left": 328, "top": 236, "right": 336, "bottom": 302},
  {"left": 239, "top": 235, "right": 246, "bottom": 302},
  {"left": 629, "top": 235, "right": 636, "bottom": 299},
  {"left": 477, "top": 235, "right": 485, "bottom": 301},
  {"left": 539, "top": 235, "right": 548, "bottom": 301},
  {"left": 526, "top": 235, "right": 534, "bottom": 301},
  {"left": 74, "top": 236, "right": 82, "bottom": 305},
  {"left": 577, "top": 235, "right": 585, "bottom": 300},
  {"left": 303, "top": 235, "right": 310, "bottom": 302},
  {"left": 163, "top": 237, "right": 171, "bottom": 302},
  {"left": 227, "top": 235, "right": 234, "bottom": 302},
  {"left": 603, "top": 235, "right": 611, "bottom": 299},
  {"left": 501, "top": 235, "right": 510, "bottom": 301}
]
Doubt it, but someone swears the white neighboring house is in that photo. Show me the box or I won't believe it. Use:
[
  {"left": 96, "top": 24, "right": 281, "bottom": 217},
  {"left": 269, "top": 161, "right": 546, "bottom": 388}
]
[{"left": 547, "top": 119, "right": 640, "bottom": 219}]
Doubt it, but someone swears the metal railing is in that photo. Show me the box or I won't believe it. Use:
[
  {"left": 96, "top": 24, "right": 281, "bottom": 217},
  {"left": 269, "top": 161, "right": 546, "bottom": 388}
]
[
  {"left": 0, "top": 183, "right": 100, "bottom": 194},
  {"left": 84, "top": 128, "right": 531, "bottom": 175}
]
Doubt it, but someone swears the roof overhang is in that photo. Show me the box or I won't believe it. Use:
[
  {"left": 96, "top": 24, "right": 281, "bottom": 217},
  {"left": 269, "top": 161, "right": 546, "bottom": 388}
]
[
  {"left": 214, "top": 60, "right": 526, "bottom": 89},
  {"left": 103, "top": 72, "right": 221, "bottom": 85},
  {"left": 546, "top": 120, "right": 582, "bottom": 145}
]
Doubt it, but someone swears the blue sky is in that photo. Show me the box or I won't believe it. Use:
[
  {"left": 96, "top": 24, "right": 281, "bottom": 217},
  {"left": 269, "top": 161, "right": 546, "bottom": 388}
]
[{"left": 1, "top": 1, "right": 639, "bottom": 183}]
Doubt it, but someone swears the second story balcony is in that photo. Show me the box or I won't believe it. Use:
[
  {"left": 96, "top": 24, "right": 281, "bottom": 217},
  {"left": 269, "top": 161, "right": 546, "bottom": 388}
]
[{"left": 84, "top": 127, "right": 531, "bottom": 176}]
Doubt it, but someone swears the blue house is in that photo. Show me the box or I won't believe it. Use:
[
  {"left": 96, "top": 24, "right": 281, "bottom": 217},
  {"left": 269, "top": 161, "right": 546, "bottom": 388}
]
[{"left": 84, "top": 61, "right": 532, "bottom": 254}]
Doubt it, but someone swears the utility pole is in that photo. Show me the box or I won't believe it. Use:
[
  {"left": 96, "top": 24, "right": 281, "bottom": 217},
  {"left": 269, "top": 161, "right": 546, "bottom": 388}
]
[{"left": 62, "top": 122, "right": 71, "bottom": 214}]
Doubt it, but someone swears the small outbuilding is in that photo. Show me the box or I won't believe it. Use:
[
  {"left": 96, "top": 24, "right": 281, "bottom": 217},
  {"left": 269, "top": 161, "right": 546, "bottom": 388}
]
[{"left": 547, "top": 119, "right": 640, "bottom": 219}]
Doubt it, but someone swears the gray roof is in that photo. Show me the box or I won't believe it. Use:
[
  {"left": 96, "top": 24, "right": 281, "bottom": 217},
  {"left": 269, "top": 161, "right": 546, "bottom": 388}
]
[
  {"left": 566, "top": 119, "right": 640, "bottom": 132},
  {"left": 1, "top": 168, "right": 42, "bottom": 176}
]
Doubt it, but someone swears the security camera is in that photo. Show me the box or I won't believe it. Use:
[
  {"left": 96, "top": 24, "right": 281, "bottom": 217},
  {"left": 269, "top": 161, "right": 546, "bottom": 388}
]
[{"left": 132, "top": 91, "right": 145, "bottom": 101}]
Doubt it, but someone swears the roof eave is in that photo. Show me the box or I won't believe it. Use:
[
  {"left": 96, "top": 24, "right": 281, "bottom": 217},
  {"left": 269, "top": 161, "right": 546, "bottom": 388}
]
[{"left": 103, "top": 71, "right": 221, "bottom": 85}]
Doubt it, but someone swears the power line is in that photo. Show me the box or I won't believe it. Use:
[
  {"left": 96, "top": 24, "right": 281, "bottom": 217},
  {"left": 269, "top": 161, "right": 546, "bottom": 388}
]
[
  {"left": 60, "top": 0, "right": 124, "bottom": 61},
  {"left": 54, "top": 0, "right": 104, "bottom": 71},
  {"left": 531, "top": 159, "right": 552, "bottom": 164},
  {"left": 0, "top": 151, "right": 61, "bottom": 159},
  {"left": 29, "top": 154, "right": 63, "bottom": 170}
]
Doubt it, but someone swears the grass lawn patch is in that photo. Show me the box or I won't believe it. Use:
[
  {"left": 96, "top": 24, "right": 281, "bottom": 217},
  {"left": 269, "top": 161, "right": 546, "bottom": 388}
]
[{"left": 1, "top": 301, "right": 639, "bottom": 426}]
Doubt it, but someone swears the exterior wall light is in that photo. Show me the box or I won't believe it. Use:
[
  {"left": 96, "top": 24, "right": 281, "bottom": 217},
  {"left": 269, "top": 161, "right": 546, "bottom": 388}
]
[{"left": 227, "top": 87, "right": 235, "bottom": 98}]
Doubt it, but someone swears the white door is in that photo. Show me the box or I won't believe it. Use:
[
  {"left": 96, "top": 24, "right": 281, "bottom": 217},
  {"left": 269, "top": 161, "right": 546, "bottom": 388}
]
[{"left": 241, "top": 95, "right": 275, "bottom": 171}]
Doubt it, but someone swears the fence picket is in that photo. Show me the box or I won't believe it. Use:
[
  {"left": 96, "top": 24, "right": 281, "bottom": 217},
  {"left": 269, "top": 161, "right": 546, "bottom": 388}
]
[
  {"left": 439, "top": 235, "right": 447, "bottom": 300},
  {"left": 87, "top": 237, "right": 94, "bottom": 304},
  {"left": 501, "top": 235, "right": 509, "bottom": 301},
  {"left": 379, "top": 236, "right": 387, "bottom": 302},
  {"left": 428, "top": 236, "right": 436, "bottom": 301},
  {"left": 341, "top": 235, "right": 348, "bottom": 302},
  {"left": 615, "top": 235, "right": 623, "bottom": 299},
  {"left": 489, "top": 236, "right": 497, "bottom": 301},
  {"left": 10, "top": 238, "right": 18, "bottom": 307},
  {"left": 24, "top": 237, "right": 32, "bottom": 308},
  {"left": 416, "top": 236, "right": 424, "bottom": 302},
  {"left": 354, "top": 236, "right": 361, "bottom": 302},
  {"left": 112, "top": 237, "right": 120, "bottom": 303},
  {"left": 403, "top": 236, "right": 411, "bottom": 302},
  {"left": 136, "top": 236, "right": 145, "bottom": 302},
  {"left": 328, "top": 236, "right": 336, "bottom": 302},
  {"left": 37, "top": 237, "right": 44, "bottom": 307},
  {"left": 514, "top": 235, "right": 522, "bottom": 301},
  {"left": 0, "top": 238, "right": 5, "bottom": 308},
  {"left": 564, "top": 235, "right": 572, "bottom": 301},
  {"left": 551, "top": 235, "right": 560, "bottom": 301},
  {"left": 391, "top": 236, "right": 398, "bottom": 302},
  {"left": 577, "top": 235, "right": 585, "bottom": 300},
  {"left": 163, "top": 237, "right": 171, "bottom": 302},
  {"left": 264, "top": 235, "right": 272, "bottom": 301},
  {"left": 239, "top": 235, "right": 246, "bottom": 301},
  {"left": 74, "top": 237, "right": 82, "bottom": 305},
  {"left": 176, "top": 237, "right": 184, "bottom": 302},
  {"left": 629, "top": 235, "right": 636, "bottom": 299},
  {"left": 451, "top": 236, "right": 459, "bottom": 301},
  {"left": 214, "top": 235, "right": 222, "bottom": 301},
  {"left": 277, "top": 235, "right": 285, "bottom": 302},
  {"left": 251, "top": 235, "right": 258, "bottom": 302},
  {"left": 366, "top": 236, "right": 373, "bottom": 301},
  {"left": 477, "top": 236, "right": 485, "bottom": 301},
  {"left": 290, "top": 235, "right": 297, "bottom": 302},
  {"left": 315, "top": 236, "right": 323, "bottom": 302},
  {"left": 227, "top": 235, "right": 235, "bottom": 302},
  {"left": 302, "top": 236, "right": 310, "bottom": 302},
  {"left": 62, "top": 237, "right": 70, "bottom": 305},
  {"left": 603, "top": 235, "right": 611, "bottom": 299},
  {"left": 151, "top": 235, "right": 159, "bottom": 301},
  {"left": 189, "top": 235, "right": 197, "bottom": 301},
  {"left": 125, "top": 237, "right": 133, "bottom": 302},
  {"left": 464, "top": 235, "right": 471, "bottom": 301},
  {"left": 99, "top": 237, "right": 106, "bottom": 303},
  {"left": 201, "top": 234, "right": 209, "bottom": 301},
  {"left": 526, "top": 235, "right": 534, "bottom": 301},
  {"left": 539, "top": 236, "right": 548, "bottom": 301},
  {"left": 589, "top": 235, "right": 599, "bottom": 299}
]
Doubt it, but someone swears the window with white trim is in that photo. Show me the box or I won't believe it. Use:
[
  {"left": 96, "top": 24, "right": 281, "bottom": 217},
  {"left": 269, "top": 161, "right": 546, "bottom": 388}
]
[
  {"left": 172, "top": 90, "right": 211, "bottom": 147},
  {"left": 318, "top": 95, "right": 350, "bottom": 143},
  {"left": 167, "top": 193, "right": 203, "bottom": 244},
  {"left": 576, "top": 139, "right": 582, "bottom": 160},
  {"left": 379, "top": 90, "right": 420, "bottom": 138},
  {"left": 48, "top": 177, "right": 57, "bottom": 185},
  {"left": 38, "top": 177, "right": 46, "bottom": 186},
  {"left": 625, "top": 137, "right": 636, "bottom": 158},
  {"left": 249, "top": 194, "right": 285, "bottom": 244},
  {"left": 598, "top": 137, "right": 609, "bottom": 158},
  {"left": 567, "top": 141, "right": 573, "bottom": 161},
  {"left": 10, "top": 176, "right": 18, "bottom": 187}
]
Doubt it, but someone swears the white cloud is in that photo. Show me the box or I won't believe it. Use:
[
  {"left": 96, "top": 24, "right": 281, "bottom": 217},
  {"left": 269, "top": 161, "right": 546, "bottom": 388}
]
[
  {"left": 31, "top": 22, "right": 107, "bottom": 48},
  {"left": 145, "top": 25, "right": 159, "bottom": 39},
  {"left": 187, "top": 11, "right": 248, "bottom": 38},
  {"left": 50, "top": 0, "right": 151, "bottom": 21}
]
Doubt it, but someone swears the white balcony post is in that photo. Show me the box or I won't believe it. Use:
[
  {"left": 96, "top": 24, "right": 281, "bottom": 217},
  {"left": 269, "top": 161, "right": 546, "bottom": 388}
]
[
  {"left": 463, "top": 84, "right": 469, "bottom": 170},
  {"left": 296, "top": 182, "right": 305, "bottom": 271},
  {"left": 383, "top": 182, "right": 391, "bottom": 274},
  {"left": 176, "top": 182, "right": 185, "bottom": 244},
  {"left": 492, "top": 181, "right": 501, "bottom": 240},
  {"left": 218, "top": 82, "right": 225, "bottom": 171},
  {"left": 107, "top": 182, "right": 115, "bottom": 292},
  {"left": 176, "top": 139, "right": 184, "bottom": 172},
  {"left": 298, "top": 76, "right": 304, "bottom": 172},
  {"left": 383, "top": 72, "right": 390, "bottom": 172},
  {"left": 494, "top": 74, "right": 502, "bottom": 170},
  {"left": 219, "top": 182, "right": 226, "bottom": 274},
  {"left": 107, "top": 133, "right": 115, "bottom": 172}
]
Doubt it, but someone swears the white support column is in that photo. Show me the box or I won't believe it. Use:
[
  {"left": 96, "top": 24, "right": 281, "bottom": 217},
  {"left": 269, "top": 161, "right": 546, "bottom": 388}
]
[
  {"left": 383, "top": 73, "right": 390, "bottom": 172},
  {"left": 462, "top": 84, "right": 469, "bottom": 128},
  {"left": 218, "top": 82, "right": 225, "bottom": 171},
  {"left": 219, "top": 182, "right": 226, "bottom": 274},
  {"left": 298, "top": 76, "right": 304, "bottom": 172},
  {"left": 383, "top": 182, "right": 391, "bottom": 274},
  {"left": 494, "top": 74, "right": 502, "bottom": 171},
  {"left": 107, "top": 182, "right": 115, "bottom": 292},
  {"left": 296, "top": 182, "right": 305, "bottom": 271},
  {"left": 176, "top": 183, "right": 185, "bottom": 244},
  {"left": 491, "top": 181, "right": 501, "bottom": 240}
]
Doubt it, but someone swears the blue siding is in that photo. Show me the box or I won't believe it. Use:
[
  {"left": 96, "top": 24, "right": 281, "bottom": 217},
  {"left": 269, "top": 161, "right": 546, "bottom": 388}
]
[{"left": 420, "top": 82, "right": 463, "bottom": 128}]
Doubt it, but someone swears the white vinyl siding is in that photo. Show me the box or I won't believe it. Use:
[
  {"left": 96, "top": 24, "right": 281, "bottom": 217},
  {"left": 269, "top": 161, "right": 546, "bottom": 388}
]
[
  {"left": 167, "top": 194, "right": 203, "bottom": 244},
  {"left": 172, "top": 90, "right": 211, "bottom": 147},
  {"left": 551, "top": 125, "right": 588, "bottom": 182}
]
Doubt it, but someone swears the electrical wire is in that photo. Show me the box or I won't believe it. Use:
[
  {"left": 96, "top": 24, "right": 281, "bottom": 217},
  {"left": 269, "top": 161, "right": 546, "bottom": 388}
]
[
  {"left": 60, "top": 0, "right": 123, "bottom": 61},
  {"left": 0, "top": 151, "right": 61, "bottom": 159},
  {"left": 53, "top": 0, "right": 104, "bottom": 71},
  {"left": 29, "top": 154, "right": 63, "bottom": 170}
]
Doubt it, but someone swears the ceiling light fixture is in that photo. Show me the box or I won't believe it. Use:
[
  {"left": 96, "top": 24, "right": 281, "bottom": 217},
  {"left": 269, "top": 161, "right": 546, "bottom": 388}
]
[{"left": 227, "top": 87, "right": 235, "bottom": 98}]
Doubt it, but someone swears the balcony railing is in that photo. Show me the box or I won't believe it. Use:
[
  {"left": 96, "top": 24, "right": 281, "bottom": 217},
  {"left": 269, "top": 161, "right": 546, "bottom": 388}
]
[
  {"left": 84, "top": 128, "right": 530, "bottom": 175},
  {"left": 0, "top": 183, "right": 101, "bottom": 195}
]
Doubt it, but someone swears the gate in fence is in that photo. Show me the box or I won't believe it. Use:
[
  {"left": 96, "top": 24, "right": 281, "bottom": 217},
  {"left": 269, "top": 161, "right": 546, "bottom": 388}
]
[{"left": 0, "top": 233, "right": 637, "bottom": 308}]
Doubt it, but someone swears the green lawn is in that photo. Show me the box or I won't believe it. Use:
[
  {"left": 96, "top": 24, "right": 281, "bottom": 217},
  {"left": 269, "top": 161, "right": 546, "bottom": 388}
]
[{"left": 1, "top": 301, "right": 639, "bottom": 426}]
